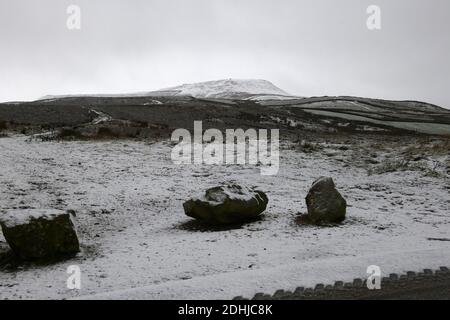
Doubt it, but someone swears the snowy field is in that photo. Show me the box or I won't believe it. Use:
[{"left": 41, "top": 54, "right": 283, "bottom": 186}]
[{"left": 0, "top": 135, "right": 449, "bottom": 299}]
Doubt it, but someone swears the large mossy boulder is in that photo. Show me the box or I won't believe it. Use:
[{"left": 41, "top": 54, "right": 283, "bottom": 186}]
[
  {"left": 183, "top": 184, "right": 269, "bottom": 225},
  {"left": 0, "top": 209, "right": 80, "bottom": 260},
  {"left": 305, "top": 177, "right": 347, "bottom": 224}
]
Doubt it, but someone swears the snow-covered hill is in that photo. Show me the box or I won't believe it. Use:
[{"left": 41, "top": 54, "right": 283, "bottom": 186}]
[
  {"left": 151, "top": 79, "right": 292, "bottom": 99},
  {"left": 38, "top": 79, "right": 295, "bottom": 101}
]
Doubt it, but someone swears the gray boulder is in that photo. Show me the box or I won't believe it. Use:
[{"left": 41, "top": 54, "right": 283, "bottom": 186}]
[
  {"left": 305, "top": 177, "right": 347, "bottom": 224},
  {"left": 183, "top": 184, "right": 268, "bottom": 225},
  {"left": 0, "top": 209, "right": 80, "bottom": 260}
]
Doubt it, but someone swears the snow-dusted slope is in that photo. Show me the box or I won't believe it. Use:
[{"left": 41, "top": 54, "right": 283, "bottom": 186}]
[
  {"left": 38, "top": 79, "right": 294, "bottom": 101},
  {"left": 153, "top": 79, "right": 291, "bottom": 99}
]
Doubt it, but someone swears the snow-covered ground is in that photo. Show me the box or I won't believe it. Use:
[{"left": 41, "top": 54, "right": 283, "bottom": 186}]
[{"left": 0, "top": 135, "right": 449, "bottom": 299}]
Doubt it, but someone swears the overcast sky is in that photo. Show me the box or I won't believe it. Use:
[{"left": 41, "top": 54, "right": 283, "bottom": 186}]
[{"left": 0, "top": 0, "right": 449, "bottom": 108}]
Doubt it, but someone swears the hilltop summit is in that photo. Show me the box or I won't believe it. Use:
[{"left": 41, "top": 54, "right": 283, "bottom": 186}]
[{"left": 153, "top": 79, "right": 291, "bottom": 99}]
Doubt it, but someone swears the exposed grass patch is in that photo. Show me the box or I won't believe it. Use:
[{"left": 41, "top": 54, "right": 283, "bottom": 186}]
[
  {"left": 58, "top": 128, "right": 85, "bottom": 140},
  {"left": 368, "top": 158, "right": 447, "bottom": 178},
  {"left": 296, "top": 139, "right": 323, "bottom": 153}
]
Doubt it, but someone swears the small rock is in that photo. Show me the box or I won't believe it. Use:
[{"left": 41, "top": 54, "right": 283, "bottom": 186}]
[
  {"left": 353, "top": 278, "right": 363, "bottom": 287},
  {"left": 423, "top": 269, "right": 433, "bottom": 276},
  {"left": 0, "top": 209, "right": 80, "bottom": 260},
  {"left": 294, "top": 287, "right": 304, "bottom": 295},
  {"left": 273, "top": 290, "right": 286, "bottom": 299},
  {"left": 389, "top": 273, "right": 399, "bottom": 280},
  {"left": 305, "top": 177, "right": 347, "bottom": 224},
  {"left": 252, "top": 293, "right": 265, "bottom": 300},
  {"left": 440, "top": 266, "right": 449, "bottom": 273},
  {"left": 315, "top": 284, "right": 325, "bottom": 291}
]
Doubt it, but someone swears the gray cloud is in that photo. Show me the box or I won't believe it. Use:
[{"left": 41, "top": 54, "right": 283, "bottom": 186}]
[{"left": 0, "top": 0, "right": 449, "bottom": 108}]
